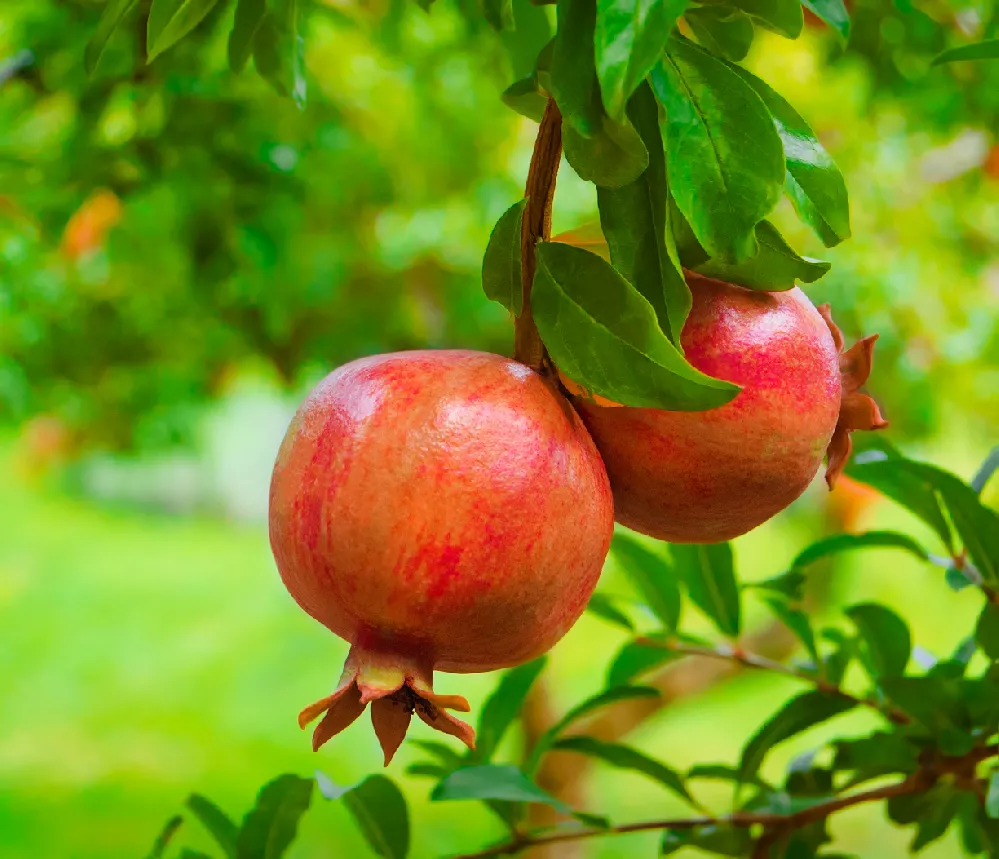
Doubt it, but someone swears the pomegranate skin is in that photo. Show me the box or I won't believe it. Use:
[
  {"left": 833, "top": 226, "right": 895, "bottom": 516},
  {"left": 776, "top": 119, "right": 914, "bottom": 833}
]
[
  {"left": 269, "top": 350, "right": 614, "bottom": 673},
  {"left": 572, "top": 276, "right": 843, "bottom": 544}
]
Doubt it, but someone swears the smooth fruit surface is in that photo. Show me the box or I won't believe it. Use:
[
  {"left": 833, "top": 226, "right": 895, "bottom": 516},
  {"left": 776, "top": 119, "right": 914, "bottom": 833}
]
[
  {"left": 572, "top": 275, "right": 844, "bottom": 544},
  {"left": 269, "top": 349, "right": 614, "bottom": 761}
]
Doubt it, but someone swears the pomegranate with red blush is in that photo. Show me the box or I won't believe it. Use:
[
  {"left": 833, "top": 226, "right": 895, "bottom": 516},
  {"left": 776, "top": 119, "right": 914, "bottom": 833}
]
[
  {"left": 568, "top": 274, "right": 887, "bottom": 544},
  {"left": 269, "top": 350, "right": 613, "bottom": 764}
]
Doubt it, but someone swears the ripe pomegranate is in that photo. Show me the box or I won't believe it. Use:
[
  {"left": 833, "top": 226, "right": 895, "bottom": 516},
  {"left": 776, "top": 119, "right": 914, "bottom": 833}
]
[
  {"left": 269, "top": 350, "right": 614, "bottom": 764},
  {"left": 565, "top": 273, "right": 887, "bottom": 544}
]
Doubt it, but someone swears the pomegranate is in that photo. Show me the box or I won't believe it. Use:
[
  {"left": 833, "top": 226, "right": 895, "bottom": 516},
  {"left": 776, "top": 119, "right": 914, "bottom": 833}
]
[
  {"left": 269, "top": 350, "right": 614, "bottom": 764},
  {"left": 566, "top": 274, "right": 887, "bottom": 544}
]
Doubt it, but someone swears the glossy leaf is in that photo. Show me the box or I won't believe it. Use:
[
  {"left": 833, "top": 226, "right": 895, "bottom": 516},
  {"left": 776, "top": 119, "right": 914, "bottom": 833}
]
[
  {"left": 727, "top": 64, "right": 851, "bottom": 247},
  {"left": 501, "top": 78, "right": 548, "bottom": 122},
  {"left": 481, "top": 199, "right": 526, "bottom": 314},
  {"left": 474, "top": 657, "right": 547, "bottom": 763},
  {"left": 253, "top": 1, "right": 306, "bottom": 108},
  {"left": 972, "top": 445, "right": 999, "bottom": 495},
  {"left": 562, "top": 117, "right": 649, "bottom": 189},
  {"left": 977, "top": 605, "right": 999, "bottom": 660},
  {"left": 765, "top": 598, "right": 818, "bottom": 663},
  {"left": 483, "top": 0, "right": 515, "bottom": 30},
  {"left": 145, "top": 816, "right": 183, "bottom": 859},
  {"left": 723, "top": 0, "right": 802, "bottom": 37},
  {"left": 432, "top": 765, "right": 569, "bottom": 811},
  {"left": 672, "top": 542, "right": 740, "bottom": 638},
  {"left": 186, "top": 794, "right": 238, "bottom": 857},
  {"left": 684, "top": 7, "right": 754, "bottom": 62},
  {"left": 606, "top": 638, "right": 679, "bottom": 685},
  {"left": 525, "top": 685, "right": 660, "bottom": 773},
  {"left": 229, "top": 0, "right": 267, "bottom": 73},
  {"left": 594, "top": 0, "right": 689, "bottom": 119},
  {"left": 792, "top": 531, "right": 929, "bottom": 569},
  {"left": 596, "top": 82, "right": 689, "bottom": 342},
  {"left": 739, "top": 691, "right": 855, "bottom": 783},
  {"left": 847, "top": 453, "right": 954, "bottom": 553},
  {"left": 987, "top": 771, "right": 999, "bottom": 819},
  {"left": 932, "top": 39, "right": 999, "bottom": 66},
  {"left": 586, "top": 593, "right": 636, "bottom": 631},
  {"left": 553, "top": 736, "right": 693, "bottom": 803},
  {"left": 550, "top": 0, "right": 602, "bottom": 135},
  {"left": 531, "top": 242, "right": 739, "bottom": 409},
  {"left": 694, "top": 220, "right": 830, "bottom": 289},
  {"left": 147, "top": 0, "right": 223, "bottom": 63},
  {"left": 846, "top": 603, "right": 911, "bottom": 679},
  {"left": 611, "top": 532, "right": 682, "bottom": 630},
  {"left": 652, "top": 37, "right": 784, "bottom": 263},
  {"left": 85, "top": 0, "right": 139, "bottom": 74},
  {"left": 237, "top": 774, "right": 313, "bottom": 859},
  {"left": 317, "top": 774, "right": 408, "bottom": 859},
  {"left": 801, "top": 0, "right": 850, "bottom": 40}
]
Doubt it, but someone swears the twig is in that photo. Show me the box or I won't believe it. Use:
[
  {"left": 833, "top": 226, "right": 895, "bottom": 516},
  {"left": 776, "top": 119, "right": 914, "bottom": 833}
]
[
  {"left": 514, "top": 99, "right": 562, "bottom": 371},
  {"left": 450, "top": 745, "right": 999, "bottom": 859},
  {"left": 636, "top": 637, "right": 912, "bottom": 726}
]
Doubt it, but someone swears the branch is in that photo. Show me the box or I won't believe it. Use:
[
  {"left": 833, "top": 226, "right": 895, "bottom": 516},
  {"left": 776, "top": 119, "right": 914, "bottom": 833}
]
[
  {"left": 514, "top": 99, "right": 562, "bottom": 371},
  {"left": 637, "top": 638, "right": 912, "bottom": 726},
  {"left": 450, "top": 745, "right": 999, "bottom": 859}
]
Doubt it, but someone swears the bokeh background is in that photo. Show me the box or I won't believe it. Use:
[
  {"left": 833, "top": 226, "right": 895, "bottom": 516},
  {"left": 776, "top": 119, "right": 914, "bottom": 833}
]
[{"left": 2, "top": 1, "right": 999, "bottom": 856}]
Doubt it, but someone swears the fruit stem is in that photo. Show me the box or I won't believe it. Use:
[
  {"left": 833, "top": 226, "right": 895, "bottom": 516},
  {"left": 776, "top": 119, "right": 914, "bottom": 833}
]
[{"left": 514, "top": 98, "right": 562, "bottom": 372}]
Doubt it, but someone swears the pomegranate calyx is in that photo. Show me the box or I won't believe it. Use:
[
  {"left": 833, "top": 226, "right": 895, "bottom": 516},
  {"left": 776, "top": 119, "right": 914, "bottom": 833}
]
[
  {"left": 298, "top": 644, "right": 475, "bottom": 766},
  {"left": 817, "top": 305, "right": 889, "bottom": 489}
]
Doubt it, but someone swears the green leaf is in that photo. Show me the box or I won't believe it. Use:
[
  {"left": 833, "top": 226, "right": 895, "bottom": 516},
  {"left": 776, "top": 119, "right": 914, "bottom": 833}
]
[
  {"left": 525, "top": 685, "right": 660, "bottom": 773},
  {"left": 987, "top": 770, "right": 999, "bottom": 819},
  {"left": 694, "top": 220, "right": 830, "bottom": 290},
  {"left": 531, "top": 242, "right": 739, "bottom": 409},
  {"left": 586, "top": 593, "right": 636, "bottom": 630},
  {"left": 178, "top": 851, "right": 215, "bottom": 859},
  {"left": 501, "top": 77, "right": 548, "bottom": 122},
  {"left": 832, "top": 732, "right": 919, "bottom": 788},
  {"left": 746, "top": 571, "right": 806, "bottom": 602},
  {"left": 550, "top": 0, "right": 602, "bottom": 135},
  {"left": 562, "top": 117, "right": 650, "bottom": 188},
  {"left": 236, "top": 775, "right": 313, "bottom": 859},
  {"left": 821, "top": 628, "right": 854, "bottom": 686},
  {"left": 845, "top": 603, "right": 911, "bottom": 679},
  {"left": 409, "top": 740, "right": 464, "bottom": 769},
  {"left": 792, "top": 531, "right": 929, "bottom": 569},
  {"left": 976, "top": 604, "right": 999, "bottom": 660},
  {"left": 474, "top": 657, "right": 547, "bottom": 763},
  {"left": 317, "top": 774, "right": 409, "bottom": 859},
  {"left": 85, "top": 0, "right": 139, "bottom": 75},
  {"left": 879, "top": 676, "right": 969, "bottom": 740},
  {"left": 500, "top": 0, "right": 553, "bottom": 80},
  {"left": 801, "top": 0, "right": 850, "bottom": 40},
  {"left": 187, "top": 794, "right": 238, "bottom": 858},
  {"left": 481, "top": 199, "right": 526, "bottom": 315},
  {"left": 596, "top": 82, "right": 690, "bottom": 342},
  {"left": 147, "top": 0, "right": 223, "bottom": 63},
  {"left": 932, "top": 39, "right": 999, "bottom": 66},
  {"left": 553, "top": 736, "right": 693, "bottom": 804},
  {"left": 662, "top": 826, "right": 752, "bottom": 856},
  {"left": 972, "top": 445, "right": 999, "bottom": 495},
  {"left": 483, "top": 0, "right": 515, "bottom": 30},
  {"left": 739, "top": 691, "right": 856, "bottom": 783},
  {"left": 145, "top": 816, "right": 183, "bottom": 859},
  {"left": 612, "top": 532, "right": 682, "bottom": 630},
  {"left": 253, "top": 1, "right": 306, "bottom": 108},
  {"left": 671, "top": 542, "right": 740, "bottom": 638},
  {"left": 594, "top": 0, "right": 689, "bottom": 119},
  {"left": 764, "top": 598, "right": 818, "bottom": 664},
  {"left": 846, "top": 453, "right": 955, "bottom": 554},
  {"left": 230, "top": 0, "right": 267, "bottom": 73},
  {"left": 652, "top": 36, "right": 785, "bottom": 264},
  {"left": 607, "top": 638, "right": 679, "bottom": 686},
  {"left": 684, "top": 7, "right": 754, "bottom": 62},
  {"left": 718, "top": 0, "right": 802, "bottom": 37},
  {"left": 725, "top": 64, "right": 850, "bottom": 247},
  {"left": 432, "top": 765, "right": 570, "bottom": 811}
]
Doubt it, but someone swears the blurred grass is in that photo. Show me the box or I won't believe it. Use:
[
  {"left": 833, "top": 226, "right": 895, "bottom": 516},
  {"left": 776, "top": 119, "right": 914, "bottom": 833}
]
[{"left": 1, "top": 423, "right": 992, "bottom": 858}]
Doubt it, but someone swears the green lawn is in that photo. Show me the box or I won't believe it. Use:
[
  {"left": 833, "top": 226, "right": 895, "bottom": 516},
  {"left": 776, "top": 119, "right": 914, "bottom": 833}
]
[{"left": 0, "top": 433, "right": 988, "bottom": 858}]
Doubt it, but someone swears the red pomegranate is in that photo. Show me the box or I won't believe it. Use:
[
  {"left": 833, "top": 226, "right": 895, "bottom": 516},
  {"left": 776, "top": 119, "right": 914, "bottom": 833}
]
[
  {"left": 269, "top": 350, "right": 614, "bottom": 764},
  {"left": 567, "top": 274, "right": 887, "bottom": 544}
]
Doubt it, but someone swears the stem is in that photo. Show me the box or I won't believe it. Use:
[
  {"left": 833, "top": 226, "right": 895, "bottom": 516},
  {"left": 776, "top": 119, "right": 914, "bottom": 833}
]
[
  {"left": 514, "top": 99, "right": 562, "bottom": 371},
  {"left": 450, "top": 745, "right": 999, "bottom": 859},
  {"left": 635, "top": 638, "right": 912, "bottom": 726}
]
